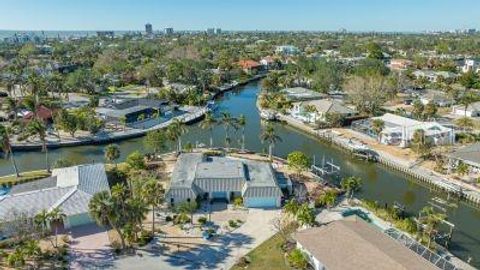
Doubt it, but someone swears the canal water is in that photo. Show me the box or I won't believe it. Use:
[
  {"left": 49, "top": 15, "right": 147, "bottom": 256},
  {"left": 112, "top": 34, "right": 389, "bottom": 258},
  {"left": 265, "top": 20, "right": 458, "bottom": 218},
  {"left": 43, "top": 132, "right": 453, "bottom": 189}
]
[{"left": 1, "top": 81, "right": 479, "bottom": 266}]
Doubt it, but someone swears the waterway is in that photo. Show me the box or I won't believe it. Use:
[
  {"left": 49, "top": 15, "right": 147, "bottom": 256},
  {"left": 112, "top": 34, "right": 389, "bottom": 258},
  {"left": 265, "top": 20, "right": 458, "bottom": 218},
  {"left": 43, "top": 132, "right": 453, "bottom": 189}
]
[{"left": 1, "top": 81, "right": 479, "bottom": 267}]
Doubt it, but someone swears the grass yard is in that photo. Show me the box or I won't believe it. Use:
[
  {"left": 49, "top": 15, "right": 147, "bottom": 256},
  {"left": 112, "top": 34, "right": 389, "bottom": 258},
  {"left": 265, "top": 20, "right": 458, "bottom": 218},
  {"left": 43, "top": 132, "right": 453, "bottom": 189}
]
[
  {"left": 0, "top": 170, "right": 50, "bottom": 186},
  {"left": 231, "top": 233, "right": 290, "bottom": 270}
]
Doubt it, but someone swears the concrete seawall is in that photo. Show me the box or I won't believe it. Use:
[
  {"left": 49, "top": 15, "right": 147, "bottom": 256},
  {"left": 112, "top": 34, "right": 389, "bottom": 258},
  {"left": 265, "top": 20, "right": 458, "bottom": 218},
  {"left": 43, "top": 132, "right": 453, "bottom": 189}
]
[{"left": 262, "top": 105, "right": 480, "bottom": 207}]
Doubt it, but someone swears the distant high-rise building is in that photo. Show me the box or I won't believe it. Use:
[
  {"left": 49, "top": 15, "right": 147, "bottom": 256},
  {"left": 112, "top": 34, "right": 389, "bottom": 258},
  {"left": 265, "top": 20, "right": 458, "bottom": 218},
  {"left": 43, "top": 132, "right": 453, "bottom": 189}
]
[
  {"left": 145, "top": 23, "right": 153, "bottom": 35},
  {"left": 214, "top": 28, "right": 222, "bottom": 35},
  {"left": 96, "top": 31, "right": 115, "bottom": 39},
  {"left": 164, "top": 27, "right": 174, "bottom": 35},
  {"left": 206, "top": 28, "right": 215, "bottom": 35}
]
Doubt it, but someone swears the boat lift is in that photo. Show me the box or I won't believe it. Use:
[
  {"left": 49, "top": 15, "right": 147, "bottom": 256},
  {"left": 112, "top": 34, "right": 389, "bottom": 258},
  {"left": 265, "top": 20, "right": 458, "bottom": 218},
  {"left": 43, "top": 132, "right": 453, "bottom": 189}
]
[{"left": 311, "top": 155, "right": 340, "bottom": 176}]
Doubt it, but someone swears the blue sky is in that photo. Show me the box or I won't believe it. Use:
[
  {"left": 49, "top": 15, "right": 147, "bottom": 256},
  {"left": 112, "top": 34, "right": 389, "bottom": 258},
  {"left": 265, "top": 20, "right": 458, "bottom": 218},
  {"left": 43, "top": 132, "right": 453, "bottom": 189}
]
[{"left": 0, "top": 0, "right": 479, "bottom": 32}]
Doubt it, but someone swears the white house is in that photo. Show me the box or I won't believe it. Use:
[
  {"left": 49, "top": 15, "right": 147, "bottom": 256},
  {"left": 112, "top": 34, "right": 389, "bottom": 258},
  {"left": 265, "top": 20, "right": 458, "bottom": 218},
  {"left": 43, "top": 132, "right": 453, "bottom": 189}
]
[
  {"left": 290, "top": 99, "right": 356, "bottom": 123},
  {"left": 452, "top": 101, "right": 480, "bottom": 117},
  {"left": 372, "top": 113, "right": 454, "bottom": 148},
  {"left": 0, "top": 164, "right": 110, "bottom": 231},
  {"left": 420, "top": 90, "right": 454, "bottom": 107},
  {"left": 462, "top": 59, "right": 480, "bottom": 73},
  {"left": 294, "top": 218, "right": 438, "bottom": 270},
  {"left": 413, "top": 70, "right": 457, "bottom": 83}
]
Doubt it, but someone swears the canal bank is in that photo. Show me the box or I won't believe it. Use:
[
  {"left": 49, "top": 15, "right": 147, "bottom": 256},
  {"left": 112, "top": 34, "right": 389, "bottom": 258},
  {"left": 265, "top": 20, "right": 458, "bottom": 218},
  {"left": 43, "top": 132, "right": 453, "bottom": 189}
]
[
  {"left": 1, "top": 80, "right": 480, "bottom": 267},
  {"left": 261, "top": 97, "right": 480, "bottom": 208}
]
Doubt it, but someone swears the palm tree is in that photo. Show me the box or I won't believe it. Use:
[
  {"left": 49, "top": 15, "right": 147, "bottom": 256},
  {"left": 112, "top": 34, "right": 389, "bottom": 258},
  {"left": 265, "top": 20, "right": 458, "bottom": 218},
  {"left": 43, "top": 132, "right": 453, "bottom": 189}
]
[
  {"left": 141, "top": 179, "right": 165, "bottom": 236},
  {"left": 48, "top": 207, "right": 66, "bottom": 248},
  {"left": 238, "top": 114, "right": 247, "bottom": 151},
  {"left": 34, "top": 209, "right": 50, "bottom": 233},
  {"left": 371, "top": 119, "right": 385, "bottom": 142},
  {"left": 166, "top": 119, "right": 186, "bottom": 152},
  {"left": 0, "top": 124, "right": 20, "bottom": 177},
  {"left": 220, "top": 111, "right": 235, "bottom": 148},
  {"left": 200, "top": 112, "right": 217, "bottom": 148},
  {"left": 27, "top": 119, "right": 50, "bottom": 172},
  {"left": 104, "top": 144, "right": 121, "bottom": 167},
  {"left": 260, "top": 123, "right": 282, "bottom": 159},
  {"left": 176, "top": 201, "right": 197, "bottom": 224},
  {"left": 340, "top": 176, "right": 362, "bottom": 200},
  {"left": 89, "top": 191, "right": 127, "bottom": 249}
]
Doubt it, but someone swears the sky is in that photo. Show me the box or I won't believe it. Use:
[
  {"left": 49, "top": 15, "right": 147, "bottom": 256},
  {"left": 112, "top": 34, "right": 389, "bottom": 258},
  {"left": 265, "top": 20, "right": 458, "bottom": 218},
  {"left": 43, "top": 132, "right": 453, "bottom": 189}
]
[{"left": 0, "top": 0, "right": 479, "bottom": 32}]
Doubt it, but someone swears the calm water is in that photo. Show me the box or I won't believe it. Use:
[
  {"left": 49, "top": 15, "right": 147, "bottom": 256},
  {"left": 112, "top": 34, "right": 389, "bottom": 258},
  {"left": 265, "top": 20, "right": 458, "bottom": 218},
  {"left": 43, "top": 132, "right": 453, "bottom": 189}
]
[{"left": 1, "top": 81, "right": 479, "bottom": 266}]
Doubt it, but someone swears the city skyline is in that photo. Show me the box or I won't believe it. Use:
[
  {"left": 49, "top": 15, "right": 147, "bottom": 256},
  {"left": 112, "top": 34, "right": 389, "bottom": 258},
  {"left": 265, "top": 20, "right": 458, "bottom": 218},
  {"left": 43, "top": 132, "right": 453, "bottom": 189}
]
[{"left": 0, "top": 0, "right": 479, "bottom": 32}]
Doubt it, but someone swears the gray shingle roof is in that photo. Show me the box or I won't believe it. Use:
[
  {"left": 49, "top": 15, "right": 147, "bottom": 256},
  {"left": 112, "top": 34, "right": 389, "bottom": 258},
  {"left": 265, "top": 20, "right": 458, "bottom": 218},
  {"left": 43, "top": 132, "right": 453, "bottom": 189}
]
[
  {"left": 297, "top": 99, "right": 356, "bottom": 114},
  {"left": 9, "top": 176, "right": 57, "bottom": 195},
  {"left": 448, "top": 143, "right": 480, "bottom": 166},
  {"left": 0, "top": 164, "right": 109, "bottom": 222},
  {"left": 295, "top": 218, "right": 438, "bottom": 270}
]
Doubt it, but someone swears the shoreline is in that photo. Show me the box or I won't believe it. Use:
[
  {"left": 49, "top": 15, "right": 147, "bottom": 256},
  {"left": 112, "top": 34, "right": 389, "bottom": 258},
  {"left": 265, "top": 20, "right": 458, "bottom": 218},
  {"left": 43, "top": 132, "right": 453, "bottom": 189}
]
[
  {"left": 257, "top": 100, "right": 480, "bottom": 207},
  {"left": 9, "top": 74, "right": 266, "bottom": 152}
]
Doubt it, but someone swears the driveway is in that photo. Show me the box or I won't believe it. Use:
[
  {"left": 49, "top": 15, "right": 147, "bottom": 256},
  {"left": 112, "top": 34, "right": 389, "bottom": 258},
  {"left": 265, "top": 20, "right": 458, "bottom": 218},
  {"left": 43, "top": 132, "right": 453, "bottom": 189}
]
[
  {"left": 69, "top": 224, "right": 114, "bottom": 269},
  {"left": 111, "top": 208, "right": 280, "bottom": 270}
]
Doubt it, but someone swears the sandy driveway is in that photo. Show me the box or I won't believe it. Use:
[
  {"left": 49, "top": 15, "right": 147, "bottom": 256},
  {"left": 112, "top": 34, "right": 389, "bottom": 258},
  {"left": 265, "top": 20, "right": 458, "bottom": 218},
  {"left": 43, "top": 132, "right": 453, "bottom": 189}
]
[{"left": 69, "top": 224, "right": 114, "bottom": 269}]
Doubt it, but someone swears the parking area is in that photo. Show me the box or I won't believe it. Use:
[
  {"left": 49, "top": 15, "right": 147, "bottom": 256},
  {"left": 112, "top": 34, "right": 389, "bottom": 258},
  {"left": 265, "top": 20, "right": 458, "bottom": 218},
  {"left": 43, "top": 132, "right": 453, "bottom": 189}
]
[{"left": 69, "top": 224, "right": 114, "bottom": 269}]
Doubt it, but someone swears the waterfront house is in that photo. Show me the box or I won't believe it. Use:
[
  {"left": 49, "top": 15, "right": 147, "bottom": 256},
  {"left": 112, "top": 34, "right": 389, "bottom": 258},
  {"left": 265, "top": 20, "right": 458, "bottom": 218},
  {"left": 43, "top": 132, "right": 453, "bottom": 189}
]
[
  {"left": 368, "top": 113, "right": 454, "bottom": 147},
  {"left": 452, "top": 101, "right": 480, "bottom": 117},
  {"left": 165, "top": 153, "right": 285, "bottom": 208},
  {"left": 447, "top": 143, "right": 480, "bottom": 173},
  {"left": 462, "top": 59, "right": 480, "bottom": 73},
  {"left": 237, "top": 59, "right": 262, "bottom": 73},
  {"left": 294, "top": 218, "right": 438, "bottom": 270},
  {"left": 0, "top": 164, "right": 110, "bottom": 233},
  {"left": 290, "top": 99, "right": 356, "bottom": 124},
  {"left": 260, "top": 56, "right": 279, "bottom": 69},
  {"left": 280, "top": 87, "right": 328, "bottom": 101},
  {"left": 23, "top": 105, "right": 53, "bottom": 124},
  {"left": 101, "top": 98, "right": 169, "bottom": 125},
  {"left": 420, "top": 89, "right": 454, "bottom": 107}
]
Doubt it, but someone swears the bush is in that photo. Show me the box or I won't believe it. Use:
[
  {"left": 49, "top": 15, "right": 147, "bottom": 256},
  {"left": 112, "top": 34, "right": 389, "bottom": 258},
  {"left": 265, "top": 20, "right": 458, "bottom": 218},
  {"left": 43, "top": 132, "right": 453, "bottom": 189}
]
[
  {"left": 287, "top": 248, "right": 309, "bottom": 270},
  {"left": 198, "top": 217, "right": 207, "bottom": 225},
  {"left": 228, "top": 220, "right": 238, "bottom": 228},
  {"left": 233, "top": 197, "right": 243, "bottom": 208},
  {"left": 138, "top": 231, "right": 154, "bottom": 246},
  {"left": 165, "top": 215, "right": 173, "bottom": 222}
]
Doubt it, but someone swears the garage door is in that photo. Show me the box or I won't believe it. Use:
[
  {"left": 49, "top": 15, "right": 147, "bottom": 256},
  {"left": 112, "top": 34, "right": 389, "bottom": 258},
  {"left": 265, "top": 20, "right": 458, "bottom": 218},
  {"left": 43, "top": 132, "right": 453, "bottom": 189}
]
[
  {"left": 212, "top": 191, "right": 228, "bottom": 199},
  {"left": 245, "top": 197, "right": 278, "bottom": 208},
  {"left": 68, "top": 213, "right": 94, "bottom": 228}
]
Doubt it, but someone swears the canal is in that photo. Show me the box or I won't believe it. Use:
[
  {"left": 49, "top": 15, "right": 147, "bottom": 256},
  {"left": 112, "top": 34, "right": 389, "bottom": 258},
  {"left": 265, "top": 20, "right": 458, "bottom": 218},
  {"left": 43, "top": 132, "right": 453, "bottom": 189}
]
[{"left": 1, "top": 81, "right": 479, "bottom": 266}]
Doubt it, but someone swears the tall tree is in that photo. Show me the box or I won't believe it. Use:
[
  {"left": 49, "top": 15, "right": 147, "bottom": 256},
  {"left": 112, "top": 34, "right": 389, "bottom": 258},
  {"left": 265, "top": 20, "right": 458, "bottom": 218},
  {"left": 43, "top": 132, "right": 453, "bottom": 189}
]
[
  {"left": 144, "top": 130, "right": 167, "bottom": 156},
  {"left": 104, "top": 144, "right": 121, "bottom": 167},
  {"left": 27, "top": 119, "right": 50, "bottom": 172},
  {"left": 200, "top": 112, "right": 217, "bottom": 148},
  {"left": 260, "top": 123, "right": 282, "bottom": 159},
  {"left": 48, "top": 208, "right": 66, "bottom": 248},
  {"left": 371, "top": 119, "right": 385, "bottom": 142},
  {"left": 237, "top": 114, "right": 247, "bottom": 151},
  {"left": 340, "top": 176, "right": 362, "bottom": 200},
  {"left": 0, "top": 124, "right": 20, "bottom": 177},
  {"left": 141, "top": 179, "right": 165, "bottom": 235},
  {"left": 220, "top": 111, "right": 236, "bottom": 148},
  {"left": 166, "top": 119, "right": 186, "bottom": 152},
  {"left": 89, "top": 190, "right": 127, "bottom": 249}
]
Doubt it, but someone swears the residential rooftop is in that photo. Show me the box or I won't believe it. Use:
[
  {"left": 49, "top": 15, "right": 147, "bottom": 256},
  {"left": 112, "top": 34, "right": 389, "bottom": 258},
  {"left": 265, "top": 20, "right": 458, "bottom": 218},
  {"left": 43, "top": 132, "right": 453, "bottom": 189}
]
[{"left": 295, "top": 218, "right": 438, "bottom": 270}]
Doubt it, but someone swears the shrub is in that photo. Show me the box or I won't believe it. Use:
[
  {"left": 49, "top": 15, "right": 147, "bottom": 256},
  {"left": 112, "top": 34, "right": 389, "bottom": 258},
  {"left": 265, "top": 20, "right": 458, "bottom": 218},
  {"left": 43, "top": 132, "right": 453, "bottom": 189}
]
[
  {"left": 228, "top": 220, "right": 238, "bottom": 228},
  {"left": 198, "top": 217, "right": 207, "bottom": 225},
  {"left": 233, "top": 197, "right": 243, "bottom": 208},
  {"left": 287, "top": 248, "right": 309, "bottom": 270},
  {"left": 165, "top": 215, "right": 173, "bottom": 222}
]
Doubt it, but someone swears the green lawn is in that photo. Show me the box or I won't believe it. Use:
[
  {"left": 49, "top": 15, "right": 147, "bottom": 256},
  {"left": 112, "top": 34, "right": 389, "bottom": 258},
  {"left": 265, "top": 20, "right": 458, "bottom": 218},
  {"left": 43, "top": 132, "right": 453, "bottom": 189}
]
[
  {"left": 231, "top": 233, "right": 290, "bottom": 270},
  {"left": 0, "top": 170, "right": 50, "bottom": 186}
]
